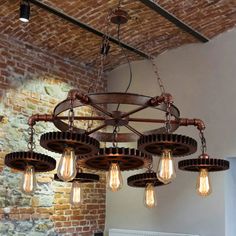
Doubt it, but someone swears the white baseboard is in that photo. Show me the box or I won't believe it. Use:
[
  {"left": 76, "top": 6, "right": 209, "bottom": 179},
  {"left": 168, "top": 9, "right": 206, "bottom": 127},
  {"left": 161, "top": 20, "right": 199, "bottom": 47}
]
[{"left": 109, "top": 229, "right": 199, "bottom": 236}]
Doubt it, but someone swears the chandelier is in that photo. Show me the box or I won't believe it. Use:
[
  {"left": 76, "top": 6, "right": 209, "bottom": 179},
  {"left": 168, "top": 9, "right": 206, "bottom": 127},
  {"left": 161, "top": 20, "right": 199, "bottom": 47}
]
[{"left": 4, "top": 4, "right": 230, "bottom": 209}]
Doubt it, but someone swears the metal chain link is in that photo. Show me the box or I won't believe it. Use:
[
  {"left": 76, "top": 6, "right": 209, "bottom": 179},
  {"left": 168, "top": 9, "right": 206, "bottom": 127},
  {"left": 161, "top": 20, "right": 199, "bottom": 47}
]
[
  {"left": 132, "top": 16, "right": 167, "bottom": 94},
  {"left": 68, "top": 99, "right": 75, "bottom": 132},
  {"left": 86, "top": 11, "right": 112, "bottom": 132},
  {"left": 86, "top": 53, "right": 105, "bottom": 132},
  {"left": 86, "top": 109, "right": 95, "bottom": 132},
  {"left": 112, "top": 126, "right": 120, "bottom": 147},
  {"left": 165, "top": 102, "right": 172, "bottom": 133},
  {"left": 150, "top": 58, "right": 166, "bottom": 94},
  {"left": 87, "top": 9, "right": 111, "bottom": 94},
  {"left": 146, "top": 156, "right": 154, "bottom": 173},
  {"left": 27, "top": 126, "right": 36, "bottom": 151},
  {"left": 199, "top": 130, "right": 207, "bottom": 154}
]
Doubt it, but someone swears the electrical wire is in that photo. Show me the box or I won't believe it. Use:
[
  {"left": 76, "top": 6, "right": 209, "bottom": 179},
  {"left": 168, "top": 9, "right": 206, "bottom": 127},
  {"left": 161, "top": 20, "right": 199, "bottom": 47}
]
[{"left": 116, "top": 22, "right": 133, "bottom": 111}]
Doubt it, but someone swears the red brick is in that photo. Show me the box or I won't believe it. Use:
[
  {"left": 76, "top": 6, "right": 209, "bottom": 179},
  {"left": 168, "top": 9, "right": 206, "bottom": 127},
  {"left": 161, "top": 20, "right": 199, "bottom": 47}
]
[{"left": 0, "top": 27, "right": 106, "bottom": 236}]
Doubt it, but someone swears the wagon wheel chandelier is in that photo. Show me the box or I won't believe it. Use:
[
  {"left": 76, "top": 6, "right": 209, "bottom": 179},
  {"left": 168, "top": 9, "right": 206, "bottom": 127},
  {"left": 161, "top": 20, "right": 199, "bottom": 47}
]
[{"left": 4, "top": 2, "right": 229, "bottom": 208}]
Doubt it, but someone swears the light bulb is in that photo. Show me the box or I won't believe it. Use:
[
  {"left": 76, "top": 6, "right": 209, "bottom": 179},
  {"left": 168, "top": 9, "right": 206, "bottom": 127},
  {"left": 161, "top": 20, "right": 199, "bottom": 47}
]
[
  {"left": 70, "top": 181, "right": 83, "bottom": 206},
  {"left": 107, "top": 163, "right": 123, "bottom": 192},
  {"left": 196, "top": 168, "right": 212, "bottom": 197},
  {"left": 144, "top": 183, "right": 157, "bottom": 208},
  {"left": 57, "top": 147, "right": 77, "bottom": 182},
  {"left": 21, "top": 165, "right": 36, "bottom": 195},
  {"left": 157, "top": 149, "right": 176, "bottom": 184}
]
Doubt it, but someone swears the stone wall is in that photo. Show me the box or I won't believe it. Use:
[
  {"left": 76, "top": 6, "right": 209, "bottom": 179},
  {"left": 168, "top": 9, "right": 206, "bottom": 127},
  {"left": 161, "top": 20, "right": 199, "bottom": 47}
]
[{"left": 0, "top": 34, "right": 106, "bottom": 236}]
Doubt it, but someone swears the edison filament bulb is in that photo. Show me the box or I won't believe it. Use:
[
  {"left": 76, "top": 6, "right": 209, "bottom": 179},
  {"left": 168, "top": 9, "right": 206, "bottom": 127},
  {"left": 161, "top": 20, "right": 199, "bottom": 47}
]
[
  {"left": 196, "top": 168, "right": 212, "bottom": 197},
  {"left": 107, "top": 162, "right": 123, "bottom": 192},
  {"left": 144, "top": 183, "right": 157, "bottom": 208},
  {"left": 157, "top": 149, "right": 176, "bottom": 184},
  {"left": 21, "top": 165, "right": 36, "bottom": 195},
  {"left": 57, "top": 147, "right": 77, "bottom": 182},
  {"left": 70, "top": 181, "right": 83, "bottom": 206}
]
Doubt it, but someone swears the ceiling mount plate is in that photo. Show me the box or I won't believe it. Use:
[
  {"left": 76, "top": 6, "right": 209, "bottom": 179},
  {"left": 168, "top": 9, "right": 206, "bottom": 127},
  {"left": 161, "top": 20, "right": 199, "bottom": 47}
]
[{"left": 111, "top": 9, "right": 129, "bottom": 25}]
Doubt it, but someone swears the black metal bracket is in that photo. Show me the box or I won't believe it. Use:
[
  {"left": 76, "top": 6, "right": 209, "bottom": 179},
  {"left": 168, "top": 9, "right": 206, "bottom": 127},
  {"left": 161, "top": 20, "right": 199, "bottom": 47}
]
[
  {"left": 138, "top": 0, "right": 209, "bottom": 43},
  {"left": 28, "top": 0, "right": 150, "bottom": 59}
]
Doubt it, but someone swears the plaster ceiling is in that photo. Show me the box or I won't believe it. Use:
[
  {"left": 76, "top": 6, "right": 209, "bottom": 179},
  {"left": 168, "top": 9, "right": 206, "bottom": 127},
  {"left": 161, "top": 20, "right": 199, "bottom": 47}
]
[{"left": 0, "top": 0, "right": 235, "bottom": 70}]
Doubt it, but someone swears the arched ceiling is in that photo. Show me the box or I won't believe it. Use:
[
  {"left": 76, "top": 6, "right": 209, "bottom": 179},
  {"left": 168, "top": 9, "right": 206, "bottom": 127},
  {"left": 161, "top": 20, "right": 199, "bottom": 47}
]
[{"left": 0, "top": 0, "right": 235, "bottom": 70}]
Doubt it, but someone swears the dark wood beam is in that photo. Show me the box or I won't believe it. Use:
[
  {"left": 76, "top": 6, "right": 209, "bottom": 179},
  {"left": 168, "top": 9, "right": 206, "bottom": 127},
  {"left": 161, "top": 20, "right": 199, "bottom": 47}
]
[{"left": 138, "top": 0, "right": 209, "bottom": 43}]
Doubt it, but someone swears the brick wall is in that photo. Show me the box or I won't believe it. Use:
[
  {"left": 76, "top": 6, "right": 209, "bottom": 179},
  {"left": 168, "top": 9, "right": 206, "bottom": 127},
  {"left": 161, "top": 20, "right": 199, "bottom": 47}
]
[
  {"left": 1, "top": 1, "right": 235, "bottom": 70},
  {"left": 0, "top": 34, "right": 106, "bottom": 236}
]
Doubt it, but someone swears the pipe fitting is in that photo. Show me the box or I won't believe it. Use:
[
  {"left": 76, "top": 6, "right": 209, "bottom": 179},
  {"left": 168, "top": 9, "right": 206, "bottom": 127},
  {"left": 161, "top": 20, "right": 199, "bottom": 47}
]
[
  {"left": 150, "top": 93, "right": 173, "bottom": 106},
  {"left": 67, "top": 89, "right": 89, "bottom": 104},
  {"left": 179, "top": 118, "right": 206, "bottom": 131},
  {"left": 28, "top": 114, "right": 54, "bottom": 126}
]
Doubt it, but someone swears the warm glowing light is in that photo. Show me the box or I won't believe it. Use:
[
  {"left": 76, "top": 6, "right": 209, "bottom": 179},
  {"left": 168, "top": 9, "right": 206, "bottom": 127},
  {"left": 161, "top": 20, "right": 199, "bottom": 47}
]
[
  {"left": 196, "top": 168, "right": 212, "bottom": 197},
  {"left": 157, "top": 149, "right": 176, "bottom": 184},
  {"left": 107, "top": 163, "right": 123, "bottom": 192},
  {"left": 144, "top": 183, "right": 157, "bottom": 208},
  {"left": 21, "top": 165, "right": 36, "bottom": 195},
  {"left": 57, "top": 147, "right": 77, "bottom": 182},
  {"left": 70, "top": 181, "right": 83, "bottom": 206}
]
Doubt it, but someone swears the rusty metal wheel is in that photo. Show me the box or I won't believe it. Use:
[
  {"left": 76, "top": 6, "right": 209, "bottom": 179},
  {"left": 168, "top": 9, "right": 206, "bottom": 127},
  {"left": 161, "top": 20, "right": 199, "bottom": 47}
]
[
  {"left": 178, "top": 157, "right": 229, "bottom": 172},
  {"left": 54, "top": 172, "right": 99, "bottom": 183},
  {"left": 53, "top": 92, "right": 180, "bottom": 142},
  {"left": 127, "top": 172, "right": 167, "bottom": 187},
  {"left": 5, "top": 151, "right": 56, "bottom": 172},
  {"left": 78, "top": 147, "right": 152, "bottom": 171},
  {"left": 138, "top": 133, "right": 197, "bottom": 157},
  {"left": 40, "top": 132, "right": 99, "bottom": 155}
]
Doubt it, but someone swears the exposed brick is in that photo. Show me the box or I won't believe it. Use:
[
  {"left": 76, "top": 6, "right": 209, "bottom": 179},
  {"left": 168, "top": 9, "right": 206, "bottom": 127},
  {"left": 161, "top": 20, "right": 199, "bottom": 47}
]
[
  {"left": 0, "top": 0, "right": 234, "bottom": 70},
  {"left": 0, "top": 32, "right": 106, "bottom": 235}
]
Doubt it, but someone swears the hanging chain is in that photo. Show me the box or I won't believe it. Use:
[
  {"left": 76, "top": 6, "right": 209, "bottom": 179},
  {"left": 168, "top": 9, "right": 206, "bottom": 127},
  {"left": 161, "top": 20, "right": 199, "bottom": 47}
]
[
  {"left": 27, "top": 125, "right": 36, "bottom": 152},
  {"left": 86, "top": 11, "right": 112, "bottom": 132},
  {"left": 199, "top": 130, "right": 207, "bottom": 154},
  {"left": 146, "top": 156, "right": 154, "bottom": 173},
  {"left": 68, "top": 99, "right": 75, "bottom": 132},
  {"left": 89, "top": 9, "right": 111, "bottom": 94},
  {"left": 133, "top": 14, "right": 168, "bottom": 94},
  {"left": 112, "top": 126, "right": 120, "bottom": 147},
  {"left": 165, "top": 101, "right": 172, "bottom": 133},
  {"left": 150, "top": 59, "right": 166, "bottom": 95},
  {"left": 86, "top": 54, "right": 104, "bottom": 131}
]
